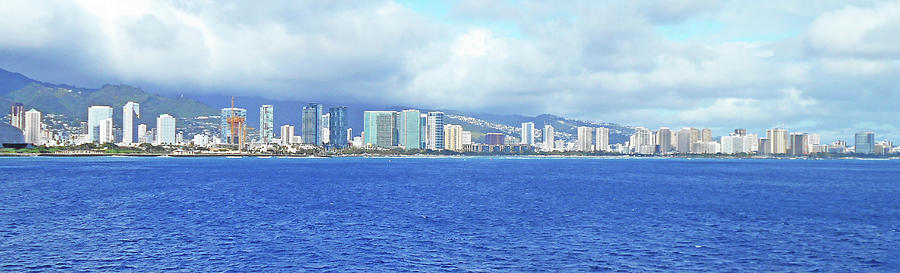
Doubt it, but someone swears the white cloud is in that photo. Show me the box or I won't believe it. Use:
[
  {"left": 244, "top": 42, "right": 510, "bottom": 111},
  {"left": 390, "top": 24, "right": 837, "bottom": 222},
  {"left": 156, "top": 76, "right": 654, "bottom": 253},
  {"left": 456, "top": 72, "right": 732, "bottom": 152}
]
[{"left": 1, "top": 0, "right": 900, "bottom": 141}]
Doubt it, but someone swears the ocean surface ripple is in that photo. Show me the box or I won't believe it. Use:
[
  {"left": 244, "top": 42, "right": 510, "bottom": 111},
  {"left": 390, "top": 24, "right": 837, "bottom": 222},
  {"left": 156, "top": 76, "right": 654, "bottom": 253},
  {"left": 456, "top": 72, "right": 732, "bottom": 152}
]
[{"left": 1, "top": 157, "right": 898, "bottom": 271}]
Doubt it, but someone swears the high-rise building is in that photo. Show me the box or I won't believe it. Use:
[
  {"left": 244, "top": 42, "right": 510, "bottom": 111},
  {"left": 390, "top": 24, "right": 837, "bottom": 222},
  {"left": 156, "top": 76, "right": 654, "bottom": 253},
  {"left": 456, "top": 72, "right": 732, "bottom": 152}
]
[
  {"left": 280, "top": 125, "right": 295, "bottom": 145},
  {"left": 24, "top": 109, "right": 41, "bottom": 145},
  {"left": 855, "top": 131, "right": 875, "bottom": 154},
  {"left": 809, "top": 134, "right": 821, "bottom": 146},
  {"left": 123, "top": 101, "right": 140, "bottom": 145},
  {"left": 690, "top": 128, "right": 700, "bottom": 145},
  {"left": 321, "top": 112, "right": 331, "bottom": 145},
  {"left": 461, "top": 131, "right": 472, "bottom": 145},
  {"left": 701, "top": 128, "right": 712, "bottom": 142},
  {"left": 543, "top": 125, "right": 555, "bottom": 151},
  {"left": 657, "top": 127, "right": 672, "bottom": 154},
  {"left": 419, "top": 114, "right": 428, "bottom": 148},
  {"left": 10, "top": 103, "right": 25, "bottom": 130},
  {"left": 398, "top": 109, "right": 422, "bottom": 149},
  {"left": 329, "top": 106, "right": 349, "bottom": 149},
  {"left": 767, "top": 128, "right": 788, "bottom": 154},
  {"left": 156, "top": 114, "right": 176, "bottom": 145},
  {"left": 676, "top": 128, "right": 692, "bottom": 154},
  {"left": 220, "top": 107, "right": 247, "bottom": 144},
  {"left": 99, "top": 118, "right": 114, "bottom": 144},
  {"left": 521, "top": 122, "right": 535, "bottom": 145},
  {"left": 426, "top": 112, "right": 444, "bottom": 150},
  {"left": 790, "top": 133, "right": 809, "bottom": 156},
  {"left": 576, "top": 126, "right": 593, "bottom": 152},
  {"left": 734, "top": 128, "right": 747, "bottom": 136},
  {"left": 630, "top": 127, "right": 654, "bottom": 154},
  {"left": 363, "top": 111, "right": 397, "bottom": 148},
  {"left": 595, "top": 127, "right": 609, "bottom": 152},
  {"left": 444, "top": 124, "right": 463, "bottom": 151},
  {"left": 259, "top": 105, "right": 274, "bottom": 144},
  {"left": 302, "top": 103, "right": 323, "bottom": 145},
  {"left": 758, "top": 138, "right": 772, "bottom": 155},
  {"left": 485, "top": 133, "right": 505, "bottom": 145},
  {"left": 137, "top": 124, "right": 148, "bottom": 144},
  {"left": 88, "top": 106, "right": 114, "bottom": 142}
]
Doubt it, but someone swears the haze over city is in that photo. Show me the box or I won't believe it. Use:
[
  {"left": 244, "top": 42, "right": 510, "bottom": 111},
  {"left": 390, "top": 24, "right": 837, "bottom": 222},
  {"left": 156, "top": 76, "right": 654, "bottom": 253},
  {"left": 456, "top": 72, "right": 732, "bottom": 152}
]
[{"left": 1, "top": 0, "right": 899, "bottom": 141}]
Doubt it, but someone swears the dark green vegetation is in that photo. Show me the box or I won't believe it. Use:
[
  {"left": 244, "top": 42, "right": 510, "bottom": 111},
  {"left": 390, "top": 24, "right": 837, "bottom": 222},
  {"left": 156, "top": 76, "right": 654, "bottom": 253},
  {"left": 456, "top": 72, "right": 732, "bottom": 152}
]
[{"left": 0, "top": 68, "right": 217, "bottom": 122}]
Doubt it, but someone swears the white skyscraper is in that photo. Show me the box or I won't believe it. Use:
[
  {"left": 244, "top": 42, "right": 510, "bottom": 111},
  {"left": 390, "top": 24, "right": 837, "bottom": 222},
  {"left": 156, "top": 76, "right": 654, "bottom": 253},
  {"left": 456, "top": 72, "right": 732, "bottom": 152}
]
[
  {"left": 259, "top": 105, "right": 274, "bottom": 144},
  {"left": 630, "top": 127, "right": 654, "bottom": 154},
  {"left": 321, "top": 112, "right": 331, "bottom": 145},
  {"left": 99, "top": 118, "right": 114, "bottom": 144},
  {"left": 122, "top": 101, "right": 140, "bottom": 145},
  {"left": 426, "top": 112, "right": 444, "bottom": 150},
  {"left": 676, "top": 128, "right": 692, "bottom": 153},
  {"left": 521, "top": 122, "right": 535, "bottom": 145},
  {"left": 280, "top": 125, "right": 295, "bottom": 145},
  {"left": 24, "top": 109, "right": 41, "bottom": 145},
  {"left": 461, "top": 131, "right": 472, "bottom": 145},
  {"left": 443, "top": 124, "right": 463, "bottom": 151},
  {"left": 137, "top": 124, "right": 148, "bottom": 144},
  {"left": 543, "top": 125, "right": 555, "bottom": 152},
  {"left": 156, "top": 114, "right": 176, "bottom": 145},
  {"left": 767, "top": 128, "right": 788, "bottom": 154},
  {"left": 595, "top": 127, "right": 609, "bottom": 152},
  {"left": 576, "top": 126, "right": 593, "bottom": 152},
  {"left": 657, "top": 127, "right": 672, "bottom": 154},
  {"left": 88, "top": 106, "right": 113, "bottom": 142}
]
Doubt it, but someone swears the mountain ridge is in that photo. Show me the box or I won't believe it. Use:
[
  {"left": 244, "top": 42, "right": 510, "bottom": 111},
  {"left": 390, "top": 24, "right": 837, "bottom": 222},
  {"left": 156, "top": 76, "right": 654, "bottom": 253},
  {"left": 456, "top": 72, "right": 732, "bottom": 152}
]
[{"left": 0, "top": 67, "right": 633, "bottom": 143}]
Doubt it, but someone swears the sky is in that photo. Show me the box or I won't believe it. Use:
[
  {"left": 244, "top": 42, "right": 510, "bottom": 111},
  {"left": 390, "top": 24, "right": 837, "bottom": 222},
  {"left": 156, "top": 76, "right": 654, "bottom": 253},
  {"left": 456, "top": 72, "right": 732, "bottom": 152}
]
[{"left": 1, "top": 0, "right": 900, "bottom": 142}]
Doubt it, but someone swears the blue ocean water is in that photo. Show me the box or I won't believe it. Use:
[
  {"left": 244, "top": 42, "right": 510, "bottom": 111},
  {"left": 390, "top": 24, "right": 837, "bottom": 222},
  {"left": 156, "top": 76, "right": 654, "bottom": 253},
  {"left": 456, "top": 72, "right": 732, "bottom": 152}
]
[{"left": 1, "top": 157, "right": 898, "bottom": 272}]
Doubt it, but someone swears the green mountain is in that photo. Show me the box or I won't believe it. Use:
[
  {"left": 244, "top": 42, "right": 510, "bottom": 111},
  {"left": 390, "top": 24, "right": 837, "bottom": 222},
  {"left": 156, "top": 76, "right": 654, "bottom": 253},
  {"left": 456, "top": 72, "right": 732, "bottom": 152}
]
[{"left": 0, "top": 69, "right": 217, "bottom": 121}]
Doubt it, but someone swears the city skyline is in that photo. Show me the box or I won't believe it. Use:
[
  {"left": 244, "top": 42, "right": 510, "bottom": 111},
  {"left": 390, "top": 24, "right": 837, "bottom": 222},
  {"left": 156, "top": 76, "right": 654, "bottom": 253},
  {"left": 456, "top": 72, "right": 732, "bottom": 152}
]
[
  {"left": 1, "top": 1, "right": 900, "bottom": 142},
  {"left": 7, "top": 99, "right": 895, "bottom": 157}
]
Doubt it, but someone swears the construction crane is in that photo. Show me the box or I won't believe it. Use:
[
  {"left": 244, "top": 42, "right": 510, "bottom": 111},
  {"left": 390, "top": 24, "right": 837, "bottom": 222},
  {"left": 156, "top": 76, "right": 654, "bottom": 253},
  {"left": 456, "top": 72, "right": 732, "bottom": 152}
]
[{"left": 225, "top": 96, "right": 247, "bottom": 149}]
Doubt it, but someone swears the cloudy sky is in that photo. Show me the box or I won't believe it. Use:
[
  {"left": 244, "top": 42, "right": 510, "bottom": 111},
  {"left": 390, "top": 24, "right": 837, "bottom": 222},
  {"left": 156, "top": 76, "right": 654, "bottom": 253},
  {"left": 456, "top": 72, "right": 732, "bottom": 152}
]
[{"left": 1, "top": 0, "right": 899, "bottom": 141}]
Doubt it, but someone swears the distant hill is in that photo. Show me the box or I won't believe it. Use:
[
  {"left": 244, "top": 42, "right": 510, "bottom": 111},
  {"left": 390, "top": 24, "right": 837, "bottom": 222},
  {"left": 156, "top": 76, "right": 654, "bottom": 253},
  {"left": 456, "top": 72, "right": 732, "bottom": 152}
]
[
  {"left": 0, "top": 68, "right": 217, "bottom": 123},
  {"left": 0, "top": 67, "right": 632, "bottom": 143}
]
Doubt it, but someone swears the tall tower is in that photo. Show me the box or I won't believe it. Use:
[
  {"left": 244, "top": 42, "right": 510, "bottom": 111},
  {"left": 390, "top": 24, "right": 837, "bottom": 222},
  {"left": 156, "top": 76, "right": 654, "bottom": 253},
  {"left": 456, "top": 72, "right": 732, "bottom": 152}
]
[
  {"left": 767, "top": 128, "right": 788, "bottom": 154},
  {"left": 156, "top": 114, "right": 176, "bottom": 145},
  {"left": 398, "top": 109, "right": 421, "bottom": 149},
  {"left": 855, "top": 131, "right": 875, "bottom": 154},
  {"left": 426, "top": 112, "right": 444, "bottom": 150},
  {"left": 123, "top": 101, "right": 140, "bottom": 145},
  {"left": 221, "top": 97, "right": 247, "bottom": 146},
  {"left": 595, "top": 127, "right": 609, "bottom": 152},
  {"left": 259, "top": 105, "right": 274, "bottom": 144},
  {"left": 701, "top": 128, "right": 712, "bottom": 142},
  {"left": 329, "top": 106, "right": 349, "bottom": 149},
  {"left": 363, "top": 111, "right": 397, "bottom": 148},
  {"left": 302, "top": 103, "right": 323, "bottom": 145},
  {"left": 10, "top": 103, "right": 25, "bottom": 130},
  {"left": 576, "top": 126, "right": 593, "bottom": 152},
  {"left": 24, "top": 109, "right": 41, "bottom": 145},
  {"left": 88, "top": 106, "right": 113, "bottom": 142},
  {"left": 521, "top": 122, "right": 534, "bottom": 145},
  {"left": 657, "top": 127, "right": 672, "bottom": 154},
  {"left": 543, "top": 125, "right": 555, "bottom": 152}
]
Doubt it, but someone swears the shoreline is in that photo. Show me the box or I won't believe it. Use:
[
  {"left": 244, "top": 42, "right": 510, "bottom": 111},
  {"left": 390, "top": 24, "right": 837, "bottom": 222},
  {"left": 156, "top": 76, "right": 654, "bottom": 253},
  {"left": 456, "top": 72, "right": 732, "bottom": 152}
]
[{"left": 0, "top": 152, "right": 897, "bottom": 160}]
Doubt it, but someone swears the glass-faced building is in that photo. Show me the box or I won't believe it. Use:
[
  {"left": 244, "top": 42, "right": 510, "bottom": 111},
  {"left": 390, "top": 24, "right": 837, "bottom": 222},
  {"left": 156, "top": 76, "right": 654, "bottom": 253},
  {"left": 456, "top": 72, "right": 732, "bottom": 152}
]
[
  {"left": 88, "top": 106, "right": 113, "bottom": 142},
  {"left": 426, "top": 112, "right": 444, "bottom": 150},
  {"left": 328, "top": 106, "right": 348, "bottom": 148},
  {"left": 259, "top": 105, "right": 274, "bottom": 143},
  {"left": 302, "top": 103, "right": 323, "bottom": 145},
  {"left": 364, "top": 111, "right": 397, "bottom": 148},
  {"left": 156, "top": 114, "right": 176, "bottom": 145},
  {"left": 220, "top": 107, "right": 247, "bottom": 143},
  {"left": 855, "top": 131, "right": 875, "bottom": 154},
  {"left": 398, "top": 109, "right": 421, "bottom": 149}
]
